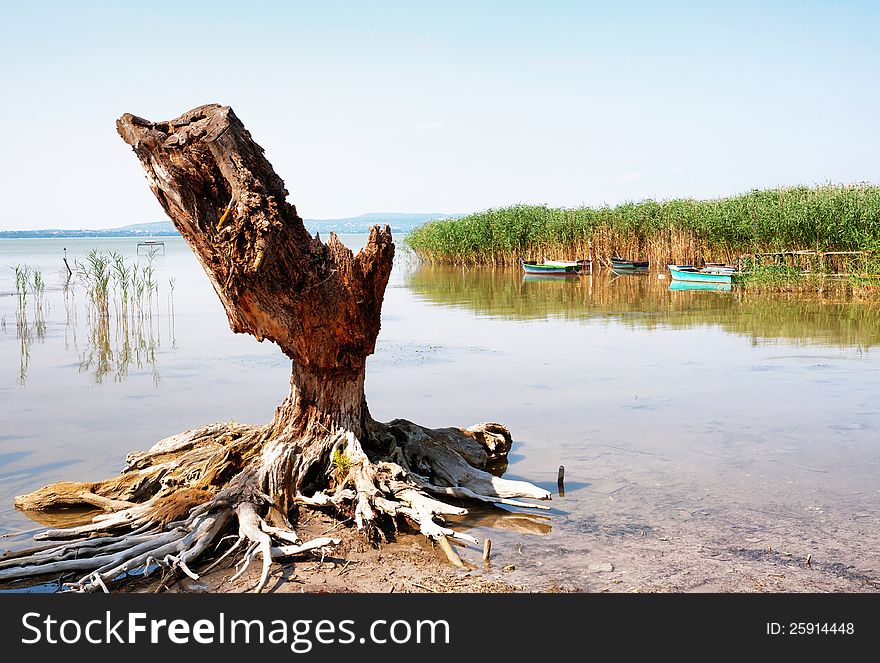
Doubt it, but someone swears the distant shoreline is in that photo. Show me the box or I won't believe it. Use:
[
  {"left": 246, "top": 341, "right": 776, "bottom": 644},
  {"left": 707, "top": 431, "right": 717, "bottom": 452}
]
[
  {"left": 0, "top": 229, "right": 390, "bottom": 239},
  {"left": 1, "top": 213, "right": 460, "bottom": 240},
  {"left": 0, "top": 230, "right": 180, "bottom": 239}
]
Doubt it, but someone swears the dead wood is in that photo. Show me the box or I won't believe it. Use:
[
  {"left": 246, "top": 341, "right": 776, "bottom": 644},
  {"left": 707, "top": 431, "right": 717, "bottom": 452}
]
[{"left": 4, "top": 104, "right": 549, "bottom": 592}]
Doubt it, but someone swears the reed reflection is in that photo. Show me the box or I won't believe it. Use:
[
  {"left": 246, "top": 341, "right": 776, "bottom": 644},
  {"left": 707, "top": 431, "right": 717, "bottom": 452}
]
[
  {"left": 72, "top": 249, "right": 170, "bottom": 384},
  {"left": 11, "top": 265, "right": 48, "bottom": 386},
  {"left": 406, "top": 265, "right": 880, "bottom": 349},
  {"left": 11, "top": 249, "right": 176, "bottom": 385}
]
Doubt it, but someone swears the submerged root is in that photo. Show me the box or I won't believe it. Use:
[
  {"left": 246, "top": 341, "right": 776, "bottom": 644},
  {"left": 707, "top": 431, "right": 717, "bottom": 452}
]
[{"left": 4, "top": 418, "right": 550, "bottom": 592}]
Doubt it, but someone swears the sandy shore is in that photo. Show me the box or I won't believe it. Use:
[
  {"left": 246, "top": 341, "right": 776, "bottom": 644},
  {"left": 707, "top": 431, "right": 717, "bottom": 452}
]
[{"left": 132, "top": 505, "right": 879, "bottom": 594}]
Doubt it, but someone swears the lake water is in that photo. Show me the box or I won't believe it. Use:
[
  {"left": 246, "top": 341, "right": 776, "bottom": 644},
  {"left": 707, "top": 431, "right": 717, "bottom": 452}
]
[{"left": 2, "top": 237, "right": 878, "bottom": 590}]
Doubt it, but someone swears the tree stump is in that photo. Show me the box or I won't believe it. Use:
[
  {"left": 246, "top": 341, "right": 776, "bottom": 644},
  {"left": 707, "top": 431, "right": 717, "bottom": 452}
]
[{"left": 3, "top": 104, "right": 550, "bottom": 592}]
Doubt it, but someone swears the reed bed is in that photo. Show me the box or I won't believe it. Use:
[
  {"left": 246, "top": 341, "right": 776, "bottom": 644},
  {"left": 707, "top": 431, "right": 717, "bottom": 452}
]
[
  {"left": 13, "top": 265, "right": 29, "bottom": 329},
  {"left": 12, "top": 265, "right": 47, "bottom": 329},
  {"left": 9, "top": 250, "right": 172, "bottom": 385},
  {"left": 406, "top": 184, "right": 880, "bottom": 267},
  {"left": 73, "top": 249, "right": 163, "bottom": 383},
  {"left": 11, "top": 265, "right": 49, "bottom": 384}
]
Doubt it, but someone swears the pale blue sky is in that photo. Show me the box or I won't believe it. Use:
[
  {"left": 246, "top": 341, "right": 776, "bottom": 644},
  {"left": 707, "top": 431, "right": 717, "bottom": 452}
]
[{"left": 1, "top": 0, "right": 878, "bottom": 229}]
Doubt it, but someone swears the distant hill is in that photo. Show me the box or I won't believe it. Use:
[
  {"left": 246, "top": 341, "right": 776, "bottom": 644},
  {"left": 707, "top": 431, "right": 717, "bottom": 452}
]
[
  {"left": 117, "top": 221, "right": 179, "bottom": 234},
  {"left": 0, "top": 213, "right": 461, "bottom": 239},
  {"left": 0, "top": 221, "right": 180, "bottom": 239},
  {"left": 305, "top": 213, "right": 460, "bottom": 235}
]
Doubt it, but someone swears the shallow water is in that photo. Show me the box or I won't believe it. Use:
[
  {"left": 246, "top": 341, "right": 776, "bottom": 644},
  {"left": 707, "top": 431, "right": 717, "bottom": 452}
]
[{"left": 1, "top": 237, "right": 878, "bottom": 589}]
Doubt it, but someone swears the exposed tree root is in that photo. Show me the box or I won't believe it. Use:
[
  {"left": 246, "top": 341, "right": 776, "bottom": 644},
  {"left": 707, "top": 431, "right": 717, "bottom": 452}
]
[
  {"left": 3, "top": 104, "right": 552, "bottom": 593},
  {"left": 4, "top": 418, "right": 550, "bottom": 592}
]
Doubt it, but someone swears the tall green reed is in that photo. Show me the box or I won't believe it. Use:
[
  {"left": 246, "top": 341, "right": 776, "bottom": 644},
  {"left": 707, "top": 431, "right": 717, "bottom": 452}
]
[
  {"left": 69, "top": 249, "right": 168, "bottom": 383},
  {"left": 406, "top": 184, "right": 880, "bottom": 268},
  {"left": 13, "top": 265, "right": 32, "bottom": 385},
  {"left": 13, "top": 264, "right": 29, "bottom": 325}
]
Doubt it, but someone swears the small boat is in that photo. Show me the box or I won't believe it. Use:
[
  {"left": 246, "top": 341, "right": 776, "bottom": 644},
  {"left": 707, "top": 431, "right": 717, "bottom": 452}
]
[
  {"left": 610, "top": 256, "right": 649, "bottom": 271},
  {"left": 667, "top": 264, "right": 737, "bottom": 284},
  {"left": 521, "top": 259, "right": 591, "bottom": 276}
]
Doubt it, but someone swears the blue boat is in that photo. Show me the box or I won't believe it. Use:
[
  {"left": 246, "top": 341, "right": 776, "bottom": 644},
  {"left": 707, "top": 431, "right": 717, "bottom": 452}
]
[
  {"left": 667, "top": 264, "right": 737, "bottom": 284},
  {"left": 521, "top": 259, "right": 591, "bottom": 276}
]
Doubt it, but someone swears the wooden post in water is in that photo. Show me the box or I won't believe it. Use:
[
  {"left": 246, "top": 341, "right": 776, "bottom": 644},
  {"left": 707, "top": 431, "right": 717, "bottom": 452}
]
[
  {"left": 557, "top": 465, "right": 565, "bottom": 497},
  {"left": 62, "top": 247, "right": 72, "bottom": 280}
]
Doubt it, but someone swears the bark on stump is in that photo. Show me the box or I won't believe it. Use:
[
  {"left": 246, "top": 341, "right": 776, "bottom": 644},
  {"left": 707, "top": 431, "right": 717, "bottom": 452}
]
[{"left": 3, "top": 104, "right": 550, "bottom": 592}]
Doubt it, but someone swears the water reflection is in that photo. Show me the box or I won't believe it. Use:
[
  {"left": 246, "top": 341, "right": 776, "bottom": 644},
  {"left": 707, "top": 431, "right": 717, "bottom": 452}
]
[
  {"left": 10, "top": 265, "right": 48, "bottom": 386},
  {"left": 449, "top": 504, "right": 553, "bottom": 536},
  {"left": 10, "top": 252, "right": 177, "bottom": 385},
  {"left": 407, "top": 265, "right": 880, "bottom": 348}
]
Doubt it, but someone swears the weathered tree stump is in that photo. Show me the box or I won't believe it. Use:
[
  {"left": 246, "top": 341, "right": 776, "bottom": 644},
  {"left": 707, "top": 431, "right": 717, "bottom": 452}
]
[{"left": 3, "top": 104, "right": 550, "bottom": 592}]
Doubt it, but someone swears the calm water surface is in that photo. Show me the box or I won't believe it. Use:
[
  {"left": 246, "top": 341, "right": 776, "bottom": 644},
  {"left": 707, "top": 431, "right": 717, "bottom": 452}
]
[{"left": 2, "top": 237, "right": 878, "bottom": 586}]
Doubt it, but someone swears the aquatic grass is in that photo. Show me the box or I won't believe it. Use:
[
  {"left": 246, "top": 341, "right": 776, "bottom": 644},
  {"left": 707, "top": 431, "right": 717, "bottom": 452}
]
[
  {"left": 18, "top": 328, "right": 30, "bottom": 386},
  {"left": 63, "top": 279, "right": 78, "bottom": 353},
  {"left": 29, "top": 268, "right": 45, "bottom": 303},
  {"left": 63, "top": 249, "right": 168, "bottom": 383},
  {"left": 75, "top": 249, "right": 113, "bottom": 316},
  {"left": 11, "top": 250, "right": 176, "bottom": 385},
  {"left": 13, "top": 264, "right": 29, "bottom": 323},
  {"left": 29, "top": 267, "right": 47, "bottom": 338},
  {"left": 406, "top": 184, "right": 880, "bottom": 267},
  {"left": 168, "top": 277, "right": 176, "bottom": 313},
  {"left": 111, "top": 251, "right": 132, "bottom": 319},
  {"left": 12, "top": 265, "right": 34, "bottom": 385}
]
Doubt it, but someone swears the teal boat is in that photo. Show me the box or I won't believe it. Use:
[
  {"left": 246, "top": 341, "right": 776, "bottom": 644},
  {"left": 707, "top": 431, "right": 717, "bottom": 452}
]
[{"left": 668, "top": 265, "right": 737, "bottom": 284}]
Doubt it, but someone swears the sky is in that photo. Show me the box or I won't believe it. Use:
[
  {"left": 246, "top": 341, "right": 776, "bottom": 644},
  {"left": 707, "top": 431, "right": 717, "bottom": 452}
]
[{"left": 0, "top": 0, "right": 878, "bottom": 230}]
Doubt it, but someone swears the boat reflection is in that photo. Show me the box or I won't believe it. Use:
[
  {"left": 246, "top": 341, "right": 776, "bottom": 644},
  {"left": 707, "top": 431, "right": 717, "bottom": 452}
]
[
  {"left": 522, "top": 273, "right": 582, "bottom": 283},
  {"left": 406, "top": 264, "right": 880, "bottom": 348},
  {"left": 668, "top": 280, "right": 732, "bottom": 292}
]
